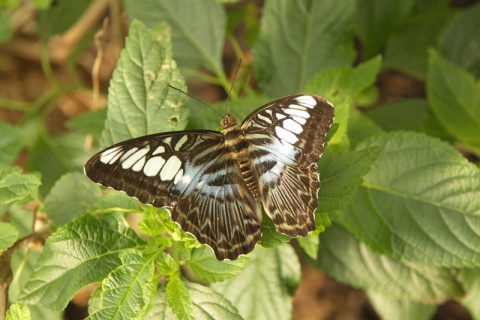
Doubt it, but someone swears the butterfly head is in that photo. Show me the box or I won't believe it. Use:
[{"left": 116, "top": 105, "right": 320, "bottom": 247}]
[{"left": 221, "top": 114, "right": 237, "bottom": 131}]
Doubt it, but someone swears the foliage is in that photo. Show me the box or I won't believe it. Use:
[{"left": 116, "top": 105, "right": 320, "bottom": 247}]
[{"left": 0, "top": 0, "right": 479, "bottom": 319}]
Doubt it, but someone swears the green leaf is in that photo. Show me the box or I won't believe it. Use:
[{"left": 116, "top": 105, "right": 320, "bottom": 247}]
[
  {"left": 184, "top": 281, "right": 241, "bottom": 319},
  {"left": 33, "top": 0, "right": 52, "bottom": 10},
  {"left": 185, "top": 246, "right": 250, "bottom": 283},
  {"left": 438, "top": 3, "right": 480, "bottom": 73},
  {"left": 157, "top": 252, "right": 177, "bottom": 276},
  {"left": 18, "top": 213, "right": 144, "bottom": 310},
  {"left": 367, "top": 291, "right": 437, "bottom": 320},
  {"left": 254, "top": 0, "right": 356, "bottom": 97},
  {"left": 10, "top": 252, "right": 63, "bottom": 318},
  {"left": 356, "top": 0, "right": 415, "bottom": 58},
  {"left": 411, "top": 0, "right": 449, "bottom": 14},
  {"left": 0, "top": 11, "right": 13, "bottom": 43},
  {"left": 383, "top": 8, "right": 453, "bottom": 77},
  {"left": 138, "top": 208, "right": 172, "bottom": 238},
  {"left": 458, "top": 268, "right": 480, "bottom": 318},
  {"left": 86, "top": 190, "right": 143, "bottom": 215},
  {"left": 364, "top": 98, "right": 447, "bottom": 138},
  {"left": 100, "top": 20, "right": 188, "bottom": 147},
  {"left": 0, "top": 221, "right": 18, "bottom": 251},
  {"left": 9, "top": 249, "right": 42, "bottom": 301},
  {"left": 339, "top": 131, "right": 480, "bottom": 268},
  {"left": 26, "top": 306, "right": 62, "bottom": 320},
  {"left": 0, "top": 121, "right": 26, "bottom": 167},
  {"left": 258, "top": 211, "right": 291, "bottom": 248},
  {"left": 139, "top": 207, "right": 186, "bottom": 243},
  {"left": 143, "top": 289, "right": 176, "bottom": 320},
  {"left": 6, "top": 304, "right": 30, "bottom": 320},
  {"left": 305, "top": 56, "right": 382, "bottom": 145},
  {"left": 296, "top": 234, "right": 319, "bottom": 259},
  {"left": 28, "top": 131, "right": 91, "bottom": 196},
  {"left": 316, "top": 147, "right": 380, "bottom": 230},
  {"left": 166, "top": 274, "right": 194, "bottom": 320},
  {"left": 67, "top": 108, "right": 107, "bottom": 141},
  {"left": 44, "top": 172, "right": 102, "bottom": 225},
  {"left": 36, "top": 0, "right": 92, "bottom": 36},
  {"left": 87, "top": 250, "right": 158, "bottom": 320},
  {"left": 427, "top": 50, "right": 480, "bottom": 148},
  {"left": 147, "top": 281, "right": 241, "bottom": 319},
  {"left": 9, "top": 249, "right": 63, "bottom": 319},
  {"left": 213, "top": 245, "right": 300, "bottom": 320},
  {"left": 347, "top": 111, "right": 385, "bottom": 149},
  {"left": 314, "top": 224, "right": 464, "bottom": 301},
  {"left": 8, "top": 205, "right": 34, "bottom": 239},
  {"left": 0, "top": 167, "right": 41, "bottom": 213},
  {"left": 124, "top": 0, "right": 225, "bottom": 76}
]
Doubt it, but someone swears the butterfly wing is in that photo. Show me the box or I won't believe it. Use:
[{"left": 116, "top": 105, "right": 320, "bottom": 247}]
[
  {"left": 171, "top": 146, "right": 262, "bottom": 260},
  {"left": 84, "top": 131, "right": 262, "bottom": 260},
  {"left": 241, "top": 94, "right": 334, "bottom": 236}
]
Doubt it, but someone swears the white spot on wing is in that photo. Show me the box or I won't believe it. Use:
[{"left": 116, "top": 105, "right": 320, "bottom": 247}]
[
  {"left": 144, "top": 157, "right": 166, "bottom": 176},
  {"left": 175, "top": 136, "right": 188, "bottom": 151},
  {"left": 275, "top": 126, "right": 299, "bottom": 144},
  {"left": 283, "top": 119, "right": 303, "bottom": 134},
  {"left": 276, "top": 113, "right": 287, "bottom": 120},
  {"left": 122, "top": 147, "right": 149, "bottom": 169},
  {"left": 288, "top": 104, "right": 307, "bottom": 111},
  {"left": 153, "top": 145, "right": 166, "bottom": 155},
  {"left": 257, "top": 113, "right": 272, "bottom": 124},
  {"left": 100, "top": 146, "right": 123, "bottom": 164},
  {"left": 295, "top": 95, "right": 316, "bottom": 108},
  {"left": 174, "top": 168, "right": 184, "bottom": 184},
  {"left": 181, "top": 173, "right": 192, "bottom": 185},
  {"left": 160, "top": 156, "right": 182, "bottom": 181},
  {"left": 132, "top": 156, "right": 146, "bottom": 171},
  {"left": 120, "top": 148, "right": 138, "bottom": 162},
  {"left": 292, "top": 115, "right": 306, "bottom": 125},
  {"left": 280, "top": 139, "right": 295, "bottom": 150},
  {"left": 284, "top": 108, "right": 310, "bottom": 119}
]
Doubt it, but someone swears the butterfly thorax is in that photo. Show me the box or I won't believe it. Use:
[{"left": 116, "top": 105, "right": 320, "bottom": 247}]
[{"left": 221, "top": 115, "right": 259, "bottom": 199}]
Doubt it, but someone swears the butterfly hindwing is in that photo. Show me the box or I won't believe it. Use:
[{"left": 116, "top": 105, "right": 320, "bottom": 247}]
[
  {"left": 241, "top": 94, "right": 334, "bottom": 237},
  {"left": 84, "top": 130, "right": 262, "bottom": 260},
  {"left": 170, "top": 149, "right": 262, "bottom": 260}
]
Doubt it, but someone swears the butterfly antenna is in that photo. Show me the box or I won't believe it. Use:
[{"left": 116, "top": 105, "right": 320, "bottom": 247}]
[
  {"left": 224, "top": 58, "right": 242, "bottom": 114},
  {"left": 167, "top": 84, "right": 223, "bottom": 119}
]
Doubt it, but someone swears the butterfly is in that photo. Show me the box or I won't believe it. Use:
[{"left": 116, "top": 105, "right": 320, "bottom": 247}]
[{"left": 84, "top": 94, "right": 334, "bottom": 260}]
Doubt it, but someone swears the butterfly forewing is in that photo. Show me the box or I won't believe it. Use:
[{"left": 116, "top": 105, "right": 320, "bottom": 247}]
[
  {"left": 85, "top": 94, "right": 334, "bottom": 260},
  {"left": 86, "top": 131, "right": 219, "bottom": 208},
  {"left": 241, "top": 95, "right": 334, "bottom": 236}
]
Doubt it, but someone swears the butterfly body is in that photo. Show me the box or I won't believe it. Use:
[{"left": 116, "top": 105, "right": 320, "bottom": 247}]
[{"left": 85, "top": 94, "right": 334, "bottom": 260}]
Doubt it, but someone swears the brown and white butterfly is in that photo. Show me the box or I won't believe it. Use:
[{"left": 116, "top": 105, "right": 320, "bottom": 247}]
[{"left": 84, "top": 94, "right": 334, "bottom": 260}]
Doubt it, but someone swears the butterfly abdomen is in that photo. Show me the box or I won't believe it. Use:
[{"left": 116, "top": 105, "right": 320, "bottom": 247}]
[{"left": 238, "top": 158, "right": 258, "bottom": 198}]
